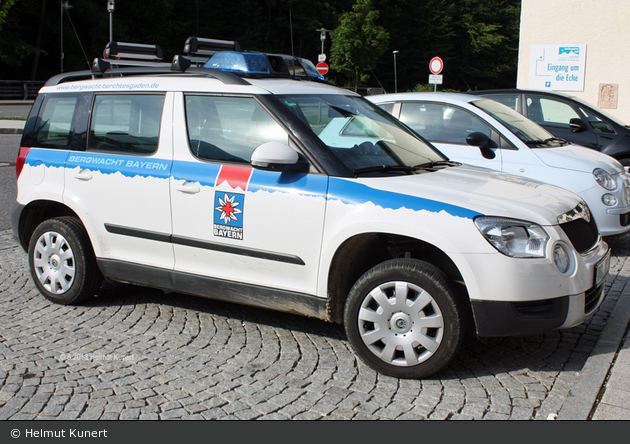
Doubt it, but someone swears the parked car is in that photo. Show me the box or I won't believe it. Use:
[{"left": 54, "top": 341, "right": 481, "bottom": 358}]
[
  {"left": 12, "top": 44, "right": 610, "bottom": 379},
  {"left": 466, "top": 89, "right": 630, "bottom": 169},
  {"left": 367, "top": 92, "right": 630, "bottom": 238}
]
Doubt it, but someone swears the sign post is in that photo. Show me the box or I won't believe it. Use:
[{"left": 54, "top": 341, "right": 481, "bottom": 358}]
[{"left": 429, "top": 57, "right": 444, "bottom": 92}]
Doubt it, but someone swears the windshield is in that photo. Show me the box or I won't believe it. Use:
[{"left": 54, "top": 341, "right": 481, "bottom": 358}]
[
  {"left": 276, "top": 94, "right": 447, "bottom": 174},
  {"left": 567, "top": 94, "right": 629, "bottom": 127},
  {"left": 473, "top": 98, "right": 561, "bottom": 147}
]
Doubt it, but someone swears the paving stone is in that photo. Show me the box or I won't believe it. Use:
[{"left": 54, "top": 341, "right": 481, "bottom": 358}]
[{"left": 1, "top": 229, "right": 629, "bottom": 421}]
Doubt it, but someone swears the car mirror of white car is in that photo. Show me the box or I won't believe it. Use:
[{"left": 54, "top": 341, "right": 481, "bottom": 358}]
[
  {"left": 250, "top": 141, "right": 310, "bottom": 173},
  {"left": 466, "top": 132, "right": 496, "bottom": 160}
]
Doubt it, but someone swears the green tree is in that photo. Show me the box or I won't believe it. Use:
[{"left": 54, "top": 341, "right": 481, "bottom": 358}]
[
  {"left": 0, "top": 0, "right": 17, "bottom": 30},
  {"left": 330, "top": 0, "right": 389, "bottom": 91}
]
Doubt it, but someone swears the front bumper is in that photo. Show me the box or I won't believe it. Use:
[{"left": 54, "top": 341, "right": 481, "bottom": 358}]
[{"left": 471, "top": 281, "right": 605, "bottom": 337}]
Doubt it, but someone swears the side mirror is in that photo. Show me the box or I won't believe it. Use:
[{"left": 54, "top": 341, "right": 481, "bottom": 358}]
[
  {"left": 466, "top": 132, "right": 496, "bottom": 160},
  {"left": 569, "top": 118, "right": 587, "bottom": 133},
  {"left": 250, "top": 142, "right": 309, "bottom": 173}
]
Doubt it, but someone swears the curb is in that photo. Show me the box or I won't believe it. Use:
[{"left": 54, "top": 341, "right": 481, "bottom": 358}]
[
  {"left": 558, "top": 282, "right": 630, "bottom": 419},
  {"left": 0, "top": 128, "right": 23, "bottom": 134}
]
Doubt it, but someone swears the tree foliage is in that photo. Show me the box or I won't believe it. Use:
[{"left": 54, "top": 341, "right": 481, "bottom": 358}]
[
  {"left": 330, "top": 0, "right": 389, "bottom": 91},
  {"left": 0, "top": 0, "right": 520, "bottom": 92}
]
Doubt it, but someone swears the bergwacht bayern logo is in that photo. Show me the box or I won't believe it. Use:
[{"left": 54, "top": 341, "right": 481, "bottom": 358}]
[{"left": 214, "top": 192, "right": 245, "bottom": 240}]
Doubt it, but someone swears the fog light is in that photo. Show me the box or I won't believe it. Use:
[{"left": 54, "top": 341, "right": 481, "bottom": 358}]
[
  {"left": 602, "top": 193, "right": 617, "bottom": 206},
  {"left": 554, "top": 244, "right": 570, "bottom": 274}
]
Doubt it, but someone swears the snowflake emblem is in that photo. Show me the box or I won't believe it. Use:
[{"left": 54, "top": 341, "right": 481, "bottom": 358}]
[{"left": 215, "top": 193, "right": 242, "bottom": 223}]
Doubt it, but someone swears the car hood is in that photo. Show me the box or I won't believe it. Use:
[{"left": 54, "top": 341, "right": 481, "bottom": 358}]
[
  {"left": 357, "top": 164, "right": 582, "bottom": 226},
  {"left": 532, "top": 144, "right": 624, "bottom": 175}
]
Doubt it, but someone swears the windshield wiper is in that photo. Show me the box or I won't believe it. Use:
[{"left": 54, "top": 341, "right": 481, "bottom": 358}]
[
  {"left": 524, "top": 139, "right": 549, "bottom": 147},
  {"left": 353, "top": 165, "right": 414, "bottom": 175},
  {"left": 544, "top": 137, "right": 568, "bottom": 145},
  {"left": 525, "top": 137, "right": 568, "bottom": 147},
  {"left": 412, "top": 160, "right": 461, "bottom": 170},
  {"left": 353, "top": 160, "right": 460, "bottom": 176}
]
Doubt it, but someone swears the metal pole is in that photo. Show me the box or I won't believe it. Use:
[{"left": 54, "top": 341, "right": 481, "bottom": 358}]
[
  {"left": 60, "top": 1, "right": 63, "bottom": 72},
  {"left": 107, "top": 1, "right": 115, "bottom": 42},
  {"left": 393, "top": 50, "right": 399, "bottom": 93}
]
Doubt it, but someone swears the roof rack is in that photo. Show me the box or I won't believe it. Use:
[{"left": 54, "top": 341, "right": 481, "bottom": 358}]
[
  {"left": 102, "top": 41, "right": 165, "bottom": 67},
  {"left": 183, "top": 37, "right": 241, "bottom": 66},
  {"left": 44, "top": 54, "right": 251, "bottom": 87},
  {"left": 44, "top": 38, "right": 326, "bottom": 87}
]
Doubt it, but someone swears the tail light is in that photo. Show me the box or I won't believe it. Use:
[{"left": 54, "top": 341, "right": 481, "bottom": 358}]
[{"left": 16, "top": 146, "right": 29, "bottom": 178}]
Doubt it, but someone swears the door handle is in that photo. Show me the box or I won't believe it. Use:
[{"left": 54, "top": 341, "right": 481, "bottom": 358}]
[
  {"left": 176, "top": 182, "right": 200, "bottom": 194},
  {"left": 74, "top": 170, "right": 93, "bottom": 181}
]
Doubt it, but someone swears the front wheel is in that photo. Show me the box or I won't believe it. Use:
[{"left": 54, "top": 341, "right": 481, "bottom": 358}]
[
  {"left": 28, "top": 217, "right": 102, "bottom": 305},
  {"left": 344, "top": 259, "right": 466, "bottom": 379}
]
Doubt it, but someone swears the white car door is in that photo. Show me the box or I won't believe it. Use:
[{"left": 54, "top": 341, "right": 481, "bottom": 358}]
[
  {"left": 169, "top": 93, "right": 328, "bottom": 295},
  {"left": 397, "top": 101, "right": 503, "bottom": 170},
  {"left": 63, "top": 92, "right": 175, "bottom": 269}
]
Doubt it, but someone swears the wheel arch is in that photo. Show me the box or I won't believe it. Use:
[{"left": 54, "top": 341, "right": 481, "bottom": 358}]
[
  {"left": 16, "top": 200, "right": 80, "bottom": 251},
  {"left": 325, "top": 232, "right": 469, "bottom": 324}
]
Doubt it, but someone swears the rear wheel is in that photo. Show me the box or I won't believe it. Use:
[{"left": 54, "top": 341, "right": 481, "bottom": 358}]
[
  {"left": 344, "top": 258, "right": 466, "bottom": 379},
  {"left": 28, "top": 217, "right": 102, "bottom": 305}
]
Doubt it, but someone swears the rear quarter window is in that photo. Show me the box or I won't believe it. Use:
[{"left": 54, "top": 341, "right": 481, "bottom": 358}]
[{"left": 32, "top": 95, "right": 78, "bottom": 149}]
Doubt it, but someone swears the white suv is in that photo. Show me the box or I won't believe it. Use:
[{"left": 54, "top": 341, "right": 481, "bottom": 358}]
[{"left": 11, "top": 46, "right": 610, "bottom": 378}]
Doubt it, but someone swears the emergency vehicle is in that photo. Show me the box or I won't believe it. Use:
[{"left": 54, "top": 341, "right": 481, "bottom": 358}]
[{"left": 12, "top": 40, "right": 610, "bottom": 378}]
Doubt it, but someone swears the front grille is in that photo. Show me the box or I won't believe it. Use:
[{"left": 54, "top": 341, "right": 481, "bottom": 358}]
[
  {"left": 560, "top": 216, "right": 599, "bottom": 254},
  {"left": 585, "top": 283, "right": 604, "bottom": 314},
  {"left": 621, "top": 212, "right": 630, "bottom": 227}
]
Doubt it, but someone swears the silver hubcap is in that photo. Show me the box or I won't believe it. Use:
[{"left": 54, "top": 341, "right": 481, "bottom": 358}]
[
  {"left": 33, "top": 231, "right": 76, "bottom": 295},
  {"left": 358, "top": 281, "right": 444, "bottom": 367}
]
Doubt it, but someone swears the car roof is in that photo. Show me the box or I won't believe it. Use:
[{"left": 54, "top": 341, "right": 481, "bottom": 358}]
[
  {"left": 367, "top": 92, "right": 481, "bottom": 105},
  {"left": 466, "top": 88, "right": 579, "bottom": 100}
]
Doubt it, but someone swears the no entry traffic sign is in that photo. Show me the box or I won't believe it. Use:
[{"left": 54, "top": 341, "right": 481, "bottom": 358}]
[
  {"left": 316, "top": 62, "right": 329, "bottom": 75},
  {"left": 429, "top": 57, "right": 443, "bottom": 75}
]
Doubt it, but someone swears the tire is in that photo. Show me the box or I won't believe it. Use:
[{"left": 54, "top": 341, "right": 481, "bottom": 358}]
[
  {"left": 344, "top": 258, "right": 466, "bottom": 379},
  {"left": 28, "top": 217, "right": 102, "bottom": 305},
  {"left": 620, "top": 158, "right": 630, "bottom": 175}
]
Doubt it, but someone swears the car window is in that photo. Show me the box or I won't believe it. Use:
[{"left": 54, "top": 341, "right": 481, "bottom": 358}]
[
  {"left": 185, "top": 95, "right": 289, "bottom": 163},
  {"left": 88, "top": 94, "right": 165, "bottom": 154},
  {"left": 474, "top": 99, "right": 556, "bottom": 146},
  {"left": 526, "top": 95, "right": 580, "bottom": 128},
  {"left": 579, "top": 106, "right": 615, "bottom": 133},
  {"left": 400, "top": 102, "right": 492, "bottom": 145},
  {"left": 485, "top": 94, "right": 520, "bottom": 112},
  {"left": 276, "top": 94, "right": 444, "bottom": 173},
  {"left": 377, "top": 102, "right": 395, "bottom": 114},
  {"left": 33, "top": 95, "right": 78, "bottom": 149}
]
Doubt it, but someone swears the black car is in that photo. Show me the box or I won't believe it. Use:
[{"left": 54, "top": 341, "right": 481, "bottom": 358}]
[{"left": 466, "top": 89, "right": 630, "bottom": 169}]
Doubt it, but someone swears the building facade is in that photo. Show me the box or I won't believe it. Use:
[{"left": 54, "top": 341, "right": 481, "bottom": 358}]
[{"left": 517, "top": 0, "right": 630, "bottom": 123}]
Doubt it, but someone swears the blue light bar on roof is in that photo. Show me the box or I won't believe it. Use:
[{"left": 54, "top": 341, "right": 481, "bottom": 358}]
[{"left": 204, "top": 51, "right": 270, "bottom": 74}]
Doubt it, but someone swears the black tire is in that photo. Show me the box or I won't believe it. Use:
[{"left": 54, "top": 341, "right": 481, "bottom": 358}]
[
  {"left": 344, "top": 258, "right": 466, "bottom": 379},
  {"left": 28, "top": 217, "right": 102, "bottom": 305}
]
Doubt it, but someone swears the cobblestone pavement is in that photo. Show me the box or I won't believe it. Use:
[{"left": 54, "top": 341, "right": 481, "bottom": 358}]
[{"left": 1, "top": 229, "right": 629, "bottom": 420}]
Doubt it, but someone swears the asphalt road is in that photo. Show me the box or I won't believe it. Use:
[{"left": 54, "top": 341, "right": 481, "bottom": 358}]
[
  {"left": 0, "top": 134, "right": 20, "bottom": 231},
  {"left": 0, "top": 104, "right": 32, "bottom": 119}
]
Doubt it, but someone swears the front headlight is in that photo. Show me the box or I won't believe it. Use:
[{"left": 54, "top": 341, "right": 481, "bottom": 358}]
[
  {"left": 474, "top": 216, "right": 549, "bottom": 258},
  {"left": 593, "top": 168, "right": 617, "bottom": 190}
]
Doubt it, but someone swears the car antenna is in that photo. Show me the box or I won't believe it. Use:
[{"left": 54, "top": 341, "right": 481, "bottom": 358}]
[{"left": 289, "top": 9, "right": 296, "bottom": 77}]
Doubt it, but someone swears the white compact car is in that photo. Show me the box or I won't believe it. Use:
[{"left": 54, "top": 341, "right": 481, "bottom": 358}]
[
  {"left": 12, "top": 42, "right": 610, "bottom": 379},
  {"left": 368, "top": 92, "right": 630, "bottom": 238}
]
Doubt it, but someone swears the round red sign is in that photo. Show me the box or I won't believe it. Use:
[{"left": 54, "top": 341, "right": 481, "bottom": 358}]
[
  {"left": 429, "top": 57, "right": 443, "bottom": 74},
  {"left": 316, "top": 62, "right": 329, "bottom": 75}
]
